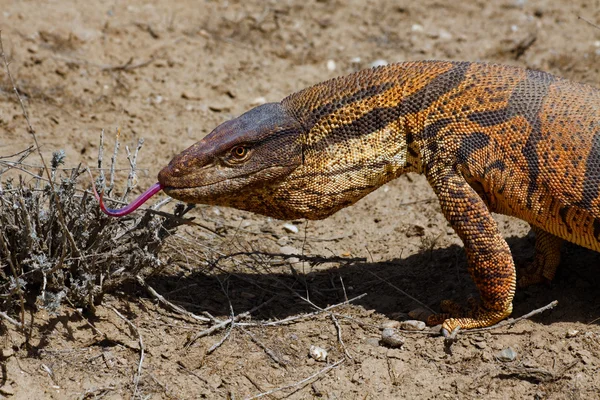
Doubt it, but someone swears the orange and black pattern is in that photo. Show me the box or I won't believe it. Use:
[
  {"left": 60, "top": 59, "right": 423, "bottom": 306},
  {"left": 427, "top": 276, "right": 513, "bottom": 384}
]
[
  {"left": 280, "top": 60, "right": 600, "bottom": 333},
  {"left": 161, "top": 61, "right": 600, "bottom": 334}
]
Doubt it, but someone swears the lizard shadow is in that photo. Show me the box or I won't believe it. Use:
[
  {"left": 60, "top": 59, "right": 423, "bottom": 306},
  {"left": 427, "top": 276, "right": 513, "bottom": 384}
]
[{"left": 133, "top": 235, "right": 600, "bottom": 327}]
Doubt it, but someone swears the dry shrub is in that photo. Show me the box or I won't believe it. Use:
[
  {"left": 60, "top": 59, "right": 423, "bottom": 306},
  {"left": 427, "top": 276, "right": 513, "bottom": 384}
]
[{"left": 0, "top": 141, "right": 190, "bottom": 322}]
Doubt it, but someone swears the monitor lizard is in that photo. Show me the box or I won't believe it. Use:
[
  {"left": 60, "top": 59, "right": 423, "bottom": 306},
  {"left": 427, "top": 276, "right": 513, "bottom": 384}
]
[{"left": 96, "top": 61, "right": 600, "bottom": 336}]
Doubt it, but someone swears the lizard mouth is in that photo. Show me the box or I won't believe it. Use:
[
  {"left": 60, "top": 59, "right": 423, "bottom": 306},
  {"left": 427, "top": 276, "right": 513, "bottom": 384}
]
[
  {"left": 158, "top": 162, "right": 297, "bottom": 188},
  {"left": 158, "top": 164, "right": 298, "bottom": 204}
]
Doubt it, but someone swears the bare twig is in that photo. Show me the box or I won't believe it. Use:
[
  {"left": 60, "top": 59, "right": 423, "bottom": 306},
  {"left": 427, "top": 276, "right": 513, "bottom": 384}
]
[
  {"left": 579, "top": 15, "right": 600, "bottom": 31},
  {"left": 78, "top": 385, "right": 116, "bottom": 399},
  {"left": 236, "top": 293, "right": 367, "bottom": 328},
  {"left": 107, "top": 128, "right": 121, "bottom": 195},
  {"left": 135, "top": 275, "right": 211, "bottom": 323},
  {"left": 461, "top": 300, "right": 559, "bottom": 335},
  {"left": 98, "top": 129, "right": 106, "bottom": 185},
  {"left": 109, "top": 305, "right": 145, "bottom": 399},
  {"left": 0, "top": 310, "right": 23, "bottom": 329},
  {"left": 185, "top": 296, "right": 276, "bottom": 348},
  {"left": 0, "top": 232, "right": 25, "bottom": 327},
  {"left": 206, "top": 278, "right": 236, "bottom": 354},
  {"left": 123, "top": 139, "right": 144, "bottom": 200},
  {"left": 241, "top": 327, "right": 288, "bottom": 367},
  {"left": 330, "top": 313, "right": 352, "bottom": 359},
  {"left": 206, "top": 320, "right": 234, "bottom": 354},
  {"left": 365, "top": 270, "right": 435, "bottom": 313},
  {"left": 65, "top": 298, "right": 105, "bottom": 337},
  {"left": 101, "top": 57, "right": 155, "bottom": 72},
  {"left": 245, "top": 358, "right": 346, "bottom": 399}
]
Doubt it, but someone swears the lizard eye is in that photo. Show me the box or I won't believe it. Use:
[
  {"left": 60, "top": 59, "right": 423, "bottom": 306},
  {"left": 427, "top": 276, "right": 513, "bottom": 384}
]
[{"left": 231, "top": 146, "right": 249, "bottom": 160}]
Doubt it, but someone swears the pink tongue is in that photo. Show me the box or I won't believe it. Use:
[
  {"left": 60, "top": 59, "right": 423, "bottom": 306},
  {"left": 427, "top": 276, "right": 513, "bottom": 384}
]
[{"left": 92, "top": 182, "right": 163, "bottom": 217}]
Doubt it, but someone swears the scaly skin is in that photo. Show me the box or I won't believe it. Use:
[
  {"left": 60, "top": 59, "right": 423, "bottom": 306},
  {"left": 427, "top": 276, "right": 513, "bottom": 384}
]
[{"left": 157, "top": 61, "right": 600, "bottom": 334}]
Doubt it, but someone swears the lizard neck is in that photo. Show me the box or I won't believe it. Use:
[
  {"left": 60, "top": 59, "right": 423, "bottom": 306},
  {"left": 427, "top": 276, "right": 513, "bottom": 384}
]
[{"left": 275, "top": 63, "right": 428, "bottom": 219}]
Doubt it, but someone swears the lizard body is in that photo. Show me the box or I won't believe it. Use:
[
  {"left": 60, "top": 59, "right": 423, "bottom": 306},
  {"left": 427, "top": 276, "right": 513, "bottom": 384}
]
[{"left": 130, "top": 61, "right": 600, "bottom": 334}]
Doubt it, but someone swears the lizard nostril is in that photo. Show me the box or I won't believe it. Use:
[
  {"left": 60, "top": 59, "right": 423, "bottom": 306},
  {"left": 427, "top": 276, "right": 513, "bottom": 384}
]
[{"left": 157, "top": 165, "right": 173, "bottom": 185}]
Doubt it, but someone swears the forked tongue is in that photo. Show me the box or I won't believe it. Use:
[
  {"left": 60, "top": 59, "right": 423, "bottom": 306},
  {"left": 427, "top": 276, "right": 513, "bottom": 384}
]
[{"left": 92, "top": 181, "right": 163, "bottom": 217}]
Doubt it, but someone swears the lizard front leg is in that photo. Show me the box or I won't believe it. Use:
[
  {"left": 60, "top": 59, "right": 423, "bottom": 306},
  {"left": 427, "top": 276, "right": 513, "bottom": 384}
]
[{"left": 426, "top": 167, "right": 516, "bottom": 335}]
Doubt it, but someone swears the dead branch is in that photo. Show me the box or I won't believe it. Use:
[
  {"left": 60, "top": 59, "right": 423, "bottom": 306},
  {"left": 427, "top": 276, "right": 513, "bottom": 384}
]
[
  {"left": 579, "top": 15, "right": 600, "bottom": 31},
  {"left": 206, "top": 278, "right": 236, "bottom": 354},
  {"left": 0, "top": 231, "right": 25, "bottom": 327},
  {"left": 445, "top": 300, "right": 559, "bottom": 342},
  {"left": 241, "top": 327, "right": 288, "bottom": 367},
  {"left": 135, "top": 275, "right": 211, "bottom": 323},
  {"left": 245, "top": 358, "right": 346, "bottom": 399},
  {"left": 123, "top": 139, "right": 144, "bottom": 200},
  {"left": 109, "top": 305, "right": 145, "bottom": 399},
  {"left": 235, "top": 293, "right": 367, "bottom": 328},
  {"left": 330, "top": 313, "right": 352, "bottom": 359},
  {"left": 365, "top": 270, "right": 435, "bottom": 313},
  {"left": 65, "top": 298, "right": 104, "bottom": 337},
  {"left": 101, "top": 57, "right": 155, "bottom": 72},
  {"left": 185, "top": 296, "right": 276, "bottom": 348},
  {"left": 463, "top": 300, "right": 559, "bottom": 334},
  {"left": 0, "top": 311, "right": 23, "bottom": 329}
]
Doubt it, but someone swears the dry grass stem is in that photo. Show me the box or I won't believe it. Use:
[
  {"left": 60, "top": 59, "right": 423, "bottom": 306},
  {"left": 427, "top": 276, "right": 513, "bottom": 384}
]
[
  {"left": 109, "top": 305, "right": 145, "bottom": 399},
  {"left": 241, "top": 327, "right": 288, "bottom": 367},
  {"left": 135, "top": 275, "right": 211, "bottom": 323},
  {"left": 246, "top": 358, "right": 346, "bottom": 400}
]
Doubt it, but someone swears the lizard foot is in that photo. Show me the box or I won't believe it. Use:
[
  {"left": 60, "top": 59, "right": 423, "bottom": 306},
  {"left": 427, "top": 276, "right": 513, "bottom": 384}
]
[
  {"left": 517, "top": 261, "right": 552, "bottom": 288},
  {"left": 426, "top": 299, "right": 512, "bottom": 336}
]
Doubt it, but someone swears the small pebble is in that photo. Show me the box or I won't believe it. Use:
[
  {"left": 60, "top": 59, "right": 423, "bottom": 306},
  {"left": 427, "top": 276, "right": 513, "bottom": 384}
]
[
  {"left": 381, "top": 328, "right": 405, "bottom": 348},
  {"left": 282, "top": 223, "right": 299, "bottom": 234},
  {"left": 566, "top": 329, "right": 579, "bottom": 338},
  {"left": 2, "top": 348, "right": 15, "bottom": 358},
  {"left": 312, "top": 382, "right": 323, "bottom": 396},
  {"left": 399, "top": 320, "right": 426, "bottom": 331},
  {"left": 207, "top": 375, "right": 223, "bottom": 389},
  {"left": 496, "top": 347, "right": 517, "bottom": 362},
  {"left": 279, "top": 245, "right": 300, "bottom": 255},
  {"left": 0, "top": 385, "right": 15, "bottom": 395},
  {"left": 439, "top": 29, "right": 452, "bottom": 40},
  {"left": 473, "top": 341, "right": 487, "bottom": 350},
  {"left": 251, "top": 96, "right": 267, "bottom": 106},
  {"left": 309, "top": 345, "right": 328, "bottom": 361},
  {"left": 382, "top": 320, "right": 401, "bottom": 329},
  {"left": 411, "top": 24, "right": 424, "bottom": 32},
  {"left": 326, "top": 60, "right": 336, "bottom": 71},
  {"left": 181, "top": 90, "right": 199, "bottom": 100},
  {"left": 405, "top": 224, "right": 426, "bottom": 237},
  {"left": 370, "top": 59, "right": 388, "bottom": 68}
]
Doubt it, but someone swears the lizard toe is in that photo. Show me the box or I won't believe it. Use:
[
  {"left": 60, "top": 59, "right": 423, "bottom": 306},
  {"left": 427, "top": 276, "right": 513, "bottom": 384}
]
[{"left": 427, "top": 300, "right": 513, "bottom": 333}]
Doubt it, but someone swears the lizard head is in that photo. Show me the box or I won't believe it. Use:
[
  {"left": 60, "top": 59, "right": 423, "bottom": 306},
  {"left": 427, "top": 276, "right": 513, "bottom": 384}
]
[{"left": 158, "top": 102, "right": 307, "bottom": 219}]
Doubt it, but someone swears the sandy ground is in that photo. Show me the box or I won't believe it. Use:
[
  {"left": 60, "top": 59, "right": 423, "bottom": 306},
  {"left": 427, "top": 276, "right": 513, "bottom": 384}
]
[{"left": 2, "top": 0, "right": 600, "bottom": 398}]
